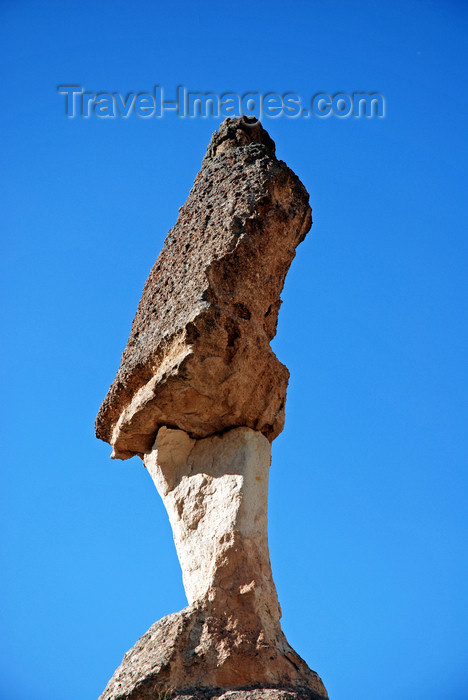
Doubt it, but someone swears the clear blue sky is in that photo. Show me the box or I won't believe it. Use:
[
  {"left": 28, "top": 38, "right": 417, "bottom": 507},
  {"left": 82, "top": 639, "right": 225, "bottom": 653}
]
[{"left": 1, "top": 1, "right": 467, "bottom": 699}]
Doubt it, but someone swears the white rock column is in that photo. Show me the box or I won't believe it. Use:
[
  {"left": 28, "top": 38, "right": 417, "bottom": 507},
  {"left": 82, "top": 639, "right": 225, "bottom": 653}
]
[
  {"left": 144, "top": 426, "right": 282, "bottom": 635},
  {"left": 100, "top": 425, "right": 328, "bottom": 696}
]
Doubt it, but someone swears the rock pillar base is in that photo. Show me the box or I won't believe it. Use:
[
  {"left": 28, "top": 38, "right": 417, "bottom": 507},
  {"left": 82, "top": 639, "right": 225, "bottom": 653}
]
[
  {"left": 99, "top": 428, "right": 328, "bottom": 699},
  {"left": 99, "top": 605, "right": 328, "bottom": 700}
]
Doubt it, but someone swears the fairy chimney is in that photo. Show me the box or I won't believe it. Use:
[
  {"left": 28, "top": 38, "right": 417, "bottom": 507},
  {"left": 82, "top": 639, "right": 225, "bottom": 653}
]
[{"left": 96, "top": 117, "right": 328, "bottom": 700}]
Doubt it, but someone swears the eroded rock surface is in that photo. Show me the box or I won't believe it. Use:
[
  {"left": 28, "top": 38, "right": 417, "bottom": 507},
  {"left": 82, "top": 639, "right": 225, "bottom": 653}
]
[
  {"left": 146, "top": 427, "right": 277, "bottom": 609},
  {"left": 100, "top": 428, "right": 327, "bottom": 700},
  {"left": 95, "top": 116, "right": 312, "bottom": 459},
  {"left": 99, "top": 606, "right": 328, "bottom": 700},
  {"left": 97, "top": 119, "right": 327, "bottom": 700}
]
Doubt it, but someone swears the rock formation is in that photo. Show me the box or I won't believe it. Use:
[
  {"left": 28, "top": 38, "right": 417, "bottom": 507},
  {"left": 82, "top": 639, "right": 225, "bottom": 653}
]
[{"left": 96, "top": 116, "right": 328, "bottom": 700}]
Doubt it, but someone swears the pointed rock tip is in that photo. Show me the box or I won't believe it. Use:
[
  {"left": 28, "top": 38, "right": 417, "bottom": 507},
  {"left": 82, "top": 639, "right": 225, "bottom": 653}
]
[{"left": 204, "top": 116, "right": 276, "bottom": 162}]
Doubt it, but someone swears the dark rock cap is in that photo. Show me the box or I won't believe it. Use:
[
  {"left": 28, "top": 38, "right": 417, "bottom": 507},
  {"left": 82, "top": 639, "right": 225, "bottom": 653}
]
[{"left": 96, "top": 117, "right": 312, "bottom": 459}]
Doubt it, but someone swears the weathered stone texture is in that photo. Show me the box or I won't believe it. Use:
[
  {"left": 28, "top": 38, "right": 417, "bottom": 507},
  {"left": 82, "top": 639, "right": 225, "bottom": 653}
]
[
  {"left": 100, "top": 428, "right": 328, "bottom": 700},
  {"left": 95, "top": 117, "right": 312, "bottom": 459},
  {"left": 96, "top": 119, "right": 327, "bottom": 700},
  {"left": 99, "top": 606, "right": 328, "bottom": 700},
  {"left": 146, "top": 427, "right": 277, "bottom": 609},
  {"left": 174, "top": 689, "right": 327, "bottom": 700}
]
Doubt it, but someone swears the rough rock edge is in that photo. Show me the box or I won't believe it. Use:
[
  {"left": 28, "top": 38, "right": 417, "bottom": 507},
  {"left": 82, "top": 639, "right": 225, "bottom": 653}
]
[
  {"left": 202, "top": 115, "right": 276, "bottom": 161},
  {"left": 95, "top": 116, "right": 312, "bottom": 458},
  {"left": 99, "top": 607, "right": 328, "bottom": 700},
  {"left": 172, "top": 689, "right": 327, "bottom": 700}
]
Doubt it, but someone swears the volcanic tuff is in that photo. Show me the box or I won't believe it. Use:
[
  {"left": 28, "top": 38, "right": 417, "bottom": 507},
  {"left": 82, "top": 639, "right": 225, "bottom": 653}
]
[
  {"left": 96, "top": 117, "right": 328, "bottom": 700},
  {"left": 101, "top": 427, "right": 328, "bottom": 700},
  {"left": 95, "top": 116, "right": 312, "bottom": 459}
]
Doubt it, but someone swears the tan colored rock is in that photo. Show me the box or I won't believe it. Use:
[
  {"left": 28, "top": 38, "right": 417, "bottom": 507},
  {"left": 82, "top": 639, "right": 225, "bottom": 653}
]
[
  {"left": 99, "top": 606, "right": 328, "bottom": 700},
  {"left": 100, "top": 428, "right": 327, "bottom": 700},
  {"left": 96, "top": 119, "right": 328, "bottom": 700},
  {"left": 95, "top": 116, "right": 312, "bottom": 459},
  {"left": 146, "top": 427, "right": 277, "bottom": 610}
]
